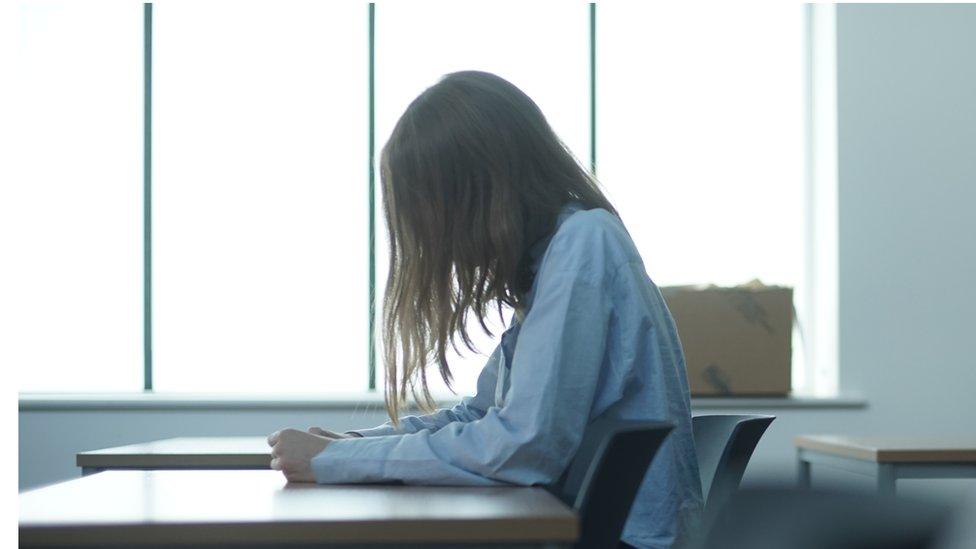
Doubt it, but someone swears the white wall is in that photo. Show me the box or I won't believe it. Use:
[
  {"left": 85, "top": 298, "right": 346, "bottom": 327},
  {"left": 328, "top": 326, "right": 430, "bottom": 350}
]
[
  {"left": 18, "top": 4, "right": 976, "bottom": 497},
  {"left": 835, "top": 4, "right": 976, "bottom": 431}
]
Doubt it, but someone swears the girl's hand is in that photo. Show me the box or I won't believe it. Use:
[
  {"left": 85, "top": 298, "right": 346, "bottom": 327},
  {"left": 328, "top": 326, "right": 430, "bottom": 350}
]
[{"left": 267, "top": 428, "right": 331, "bottom": 483}]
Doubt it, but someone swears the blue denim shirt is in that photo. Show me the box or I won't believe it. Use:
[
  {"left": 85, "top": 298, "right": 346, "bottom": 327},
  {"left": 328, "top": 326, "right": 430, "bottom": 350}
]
[{"left": 311, "top": 203, "right": 703, "bottom": 548}]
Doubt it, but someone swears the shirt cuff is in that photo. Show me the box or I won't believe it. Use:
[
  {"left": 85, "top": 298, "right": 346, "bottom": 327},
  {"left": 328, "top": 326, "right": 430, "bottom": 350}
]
[
  {"left": 310, "top": 436, "right": 399, "bottom": 484},
  {"left": 347, "top": 424, "right": 401, "bottom": 437}
]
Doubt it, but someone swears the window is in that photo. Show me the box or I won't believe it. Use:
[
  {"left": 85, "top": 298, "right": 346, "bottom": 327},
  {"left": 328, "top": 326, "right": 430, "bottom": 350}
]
[
  {"left": 597, "top": 3, "right": 820, "bottom": 394},
  {"left": 151, "top": 1, "right": 368, "bottom": 393},
  {"left": 598, "top": 3, "right": 805, "bottom": 288},
  {"left": 11, "top": 2, "right": 829, "bottom": 397},
  {"left": 11, "top": 1, "right": 144, "bottom": 391}
]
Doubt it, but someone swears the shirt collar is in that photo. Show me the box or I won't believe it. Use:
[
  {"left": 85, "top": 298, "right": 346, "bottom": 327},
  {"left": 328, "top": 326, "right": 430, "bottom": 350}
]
[{"left": 526, "top": 201, "right": 585, "bottom": 274}]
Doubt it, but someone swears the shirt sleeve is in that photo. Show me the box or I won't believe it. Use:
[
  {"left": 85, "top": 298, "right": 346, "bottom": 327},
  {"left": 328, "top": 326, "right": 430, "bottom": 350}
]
[
  {"left": 346, "top": 343, "right": 503, "bottom": 438},
  {"left": 310, "top": 230, "right": 614, "bottom": 486}
]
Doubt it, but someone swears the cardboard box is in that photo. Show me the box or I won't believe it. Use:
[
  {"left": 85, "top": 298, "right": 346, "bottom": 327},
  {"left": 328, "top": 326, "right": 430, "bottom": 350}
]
[{"left": 661, "top": 284, "right": 793, "bottom": 396}]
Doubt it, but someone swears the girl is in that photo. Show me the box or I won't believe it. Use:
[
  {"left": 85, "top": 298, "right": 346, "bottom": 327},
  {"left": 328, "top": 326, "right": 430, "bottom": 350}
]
[{"left": 267, "top": 71, "right": 703, "bottom": 549}]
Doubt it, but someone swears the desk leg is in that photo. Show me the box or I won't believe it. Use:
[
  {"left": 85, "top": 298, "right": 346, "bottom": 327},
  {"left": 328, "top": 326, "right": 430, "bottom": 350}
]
[
  {"left": 797, "top": 454, "right": 812, "bottom": 489},
  {"left": 875, "top": 463, "right": 896, "bottom": 496}
]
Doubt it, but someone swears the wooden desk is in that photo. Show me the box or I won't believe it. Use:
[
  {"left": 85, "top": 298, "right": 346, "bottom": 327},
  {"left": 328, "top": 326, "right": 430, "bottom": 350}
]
[
  {"left": 77, "top": 437, "right": 270, "bottom": 475},
  {"left": 20, "top": 470, "right": 578, "bottom": 548},
  {"left": 795, "top": 435, "right": 976, "bottom": 495}
]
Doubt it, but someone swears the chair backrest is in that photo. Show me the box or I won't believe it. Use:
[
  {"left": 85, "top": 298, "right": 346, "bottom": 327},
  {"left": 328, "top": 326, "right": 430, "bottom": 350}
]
[
  {"left": 693, "top": 414, "right": 775, "bottom": 523},
  {"left": 552, "top": 419, "right": 673, "bottom": 549}
]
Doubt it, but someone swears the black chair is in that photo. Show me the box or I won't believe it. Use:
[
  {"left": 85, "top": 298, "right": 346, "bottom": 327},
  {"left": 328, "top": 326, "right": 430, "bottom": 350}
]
[
  {"left": 550, "top": 419, "right": 673, "bottom": 549},
  {"left": 693, "top": 414, "right": 775, "bottom": 527}
]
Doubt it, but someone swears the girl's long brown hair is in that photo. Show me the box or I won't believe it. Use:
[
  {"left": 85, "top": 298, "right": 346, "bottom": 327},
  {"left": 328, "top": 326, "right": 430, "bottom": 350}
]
[{"left": 380, "top": 71, "right": 617, "bottom": 423}]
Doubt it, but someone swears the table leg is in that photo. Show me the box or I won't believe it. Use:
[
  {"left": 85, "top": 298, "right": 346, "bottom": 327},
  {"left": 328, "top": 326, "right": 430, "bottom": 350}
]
[
  {"left": 797, "top": 453, "right": 812, "bottom": 489},
  {"left": 875, "top": 463, "right": 896, "bottom": 496},
  {"left": 81, "top": 467, "right": 103, "bottom": 476}
]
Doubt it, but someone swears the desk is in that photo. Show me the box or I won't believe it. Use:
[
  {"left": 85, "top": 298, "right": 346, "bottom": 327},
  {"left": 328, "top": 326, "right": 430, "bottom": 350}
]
[
  {"left": 77, "top": 437, "right": 270, "bottom": 475},
  {"left": 795, "top": 435, "right": 976, "bottom": 495},
  {"left": 20, "top": 470, "right": 578, "bottom": 548}
]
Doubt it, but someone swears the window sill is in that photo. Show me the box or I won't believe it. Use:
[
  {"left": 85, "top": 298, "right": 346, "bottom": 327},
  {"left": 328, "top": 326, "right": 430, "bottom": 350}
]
[{"left": 20, "top": 392, "right": 867, "bottom": 411}]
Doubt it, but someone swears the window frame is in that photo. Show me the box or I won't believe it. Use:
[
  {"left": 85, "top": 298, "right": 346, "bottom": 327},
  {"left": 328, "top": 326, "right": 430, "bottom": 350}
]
[{"left": 14, "top": 2, "right": 840, "bottom": 401}]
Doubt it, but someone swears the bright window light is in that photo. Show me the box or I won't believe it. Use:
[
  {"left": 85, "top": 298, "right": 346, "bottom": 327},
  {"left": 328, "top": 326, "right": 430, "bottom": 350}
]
[
  {"left": 373, "top": 0, "right": 590, "bottom": 398},
  {"left": 152, "top": 0, "right": 369, "bottom": 393},
  {"left": 10, "top": 1, "right": 144, "bottom": 392},
  {"left": 598, "top": 3, "right": 805, "bottom": 287},
  {"left": 10, "top": 1, "right": 821, "bottom": 397}
]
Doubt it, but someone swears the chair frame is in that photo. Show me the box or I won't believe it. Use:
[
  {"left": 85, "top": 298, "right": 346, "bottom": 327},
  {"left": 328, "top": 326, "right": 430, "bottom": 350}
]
[{"left": 693, "top": 414, "right": 775, "bottom": 527}]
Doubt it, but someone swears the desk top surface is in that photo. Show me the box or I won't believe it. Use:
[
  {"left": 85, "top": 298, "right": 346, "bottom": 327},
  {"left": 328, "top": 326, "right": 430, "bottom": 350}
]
[
  {"left": 20, "top": 470, "right": 577, "bottom": 546},
  {"left": 77, "top": 436, "right": 271, "bottom": 468},
  {"left": 795, "top": 434, "right": 976, "bottom": 462}
]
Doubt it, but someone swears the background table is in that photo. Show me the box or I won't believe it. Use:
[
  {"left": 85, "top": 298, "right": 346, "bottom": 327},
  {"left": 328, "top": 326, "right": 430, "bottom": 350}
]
[
  {"left": 20, "top": 469, "right": 578, "bottom": 548},
  {"left": 795, "top": 435, "right": 976, "bottom": 495},
  {"left": 77, "top": 436, "right": 271, "bottom": 475}
]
